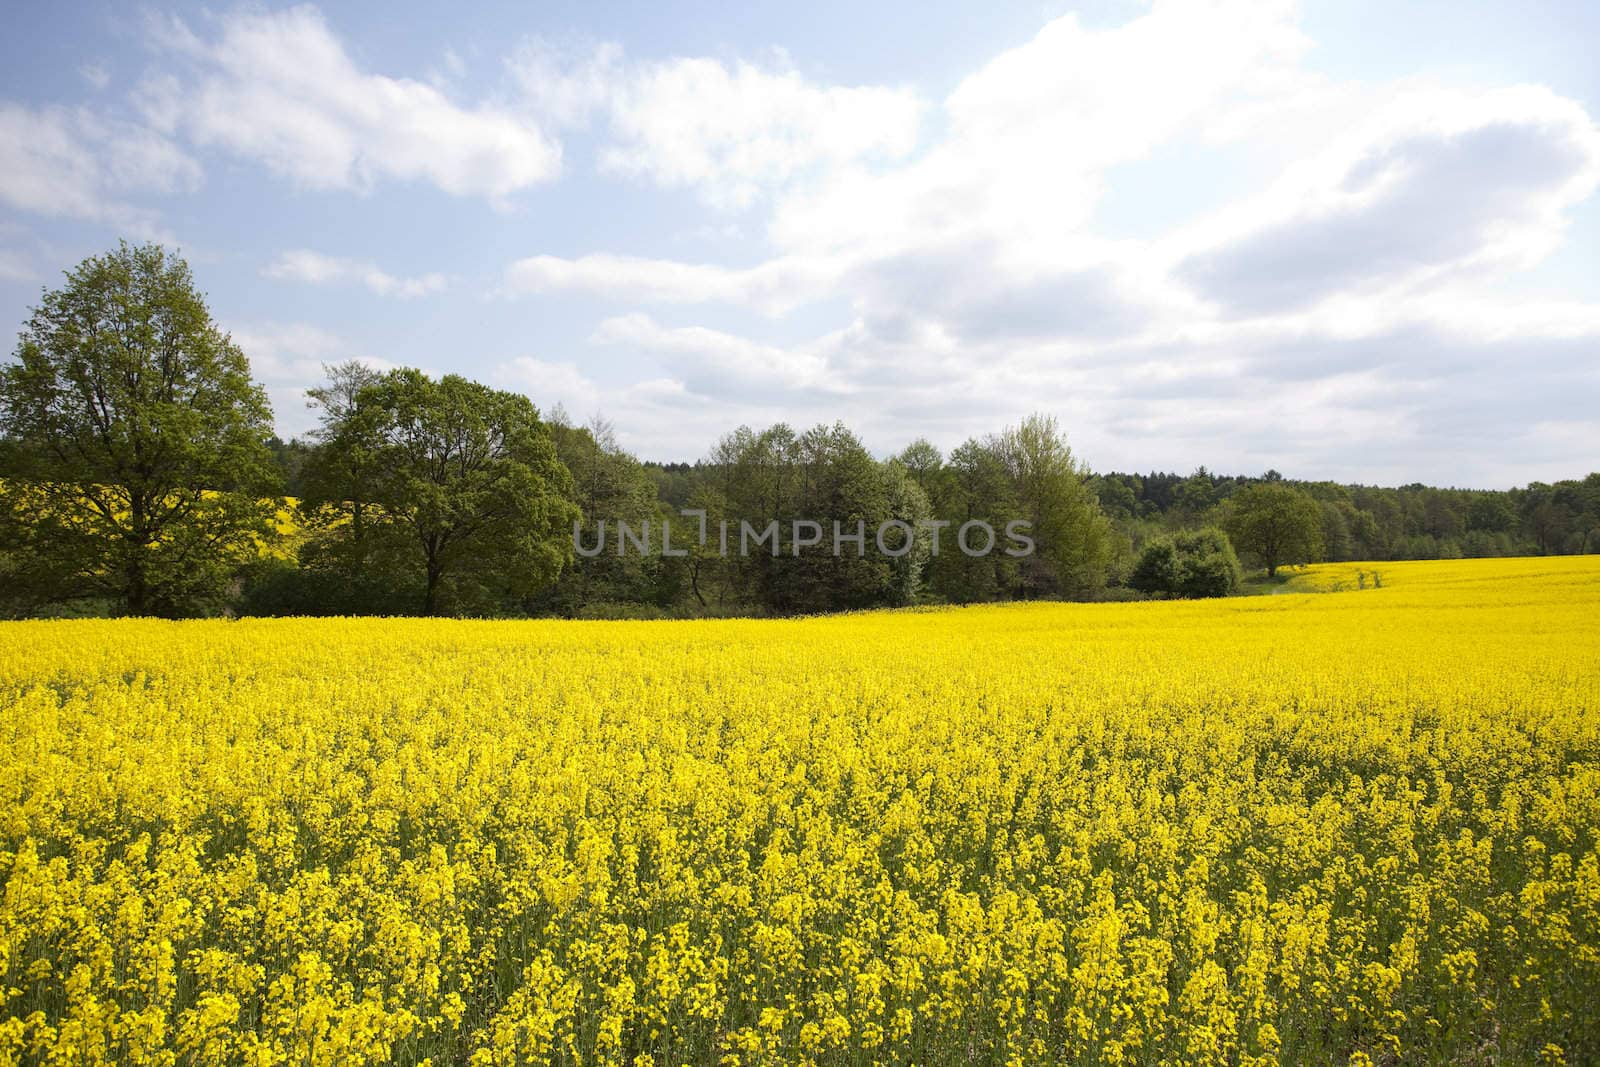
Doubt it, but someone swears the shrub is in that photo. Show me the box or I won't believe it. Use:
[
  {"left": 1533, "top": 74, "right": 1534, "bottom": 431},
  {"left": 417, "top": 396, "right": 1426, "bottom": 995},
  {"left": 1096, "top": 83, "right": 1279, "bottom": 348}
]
[{"left": 1129, "top": 526, "right": 1242, "bottom": 598}]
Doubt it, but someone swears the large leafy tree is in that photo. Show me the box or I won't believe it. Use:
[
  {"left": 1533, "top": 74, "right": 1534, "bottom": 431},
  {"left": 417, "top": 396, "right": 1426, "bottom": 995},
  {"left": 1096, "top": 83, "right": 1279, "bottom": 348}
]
[
  {"left": 785, "top": 422, "right": 907, "bottom": 614},
  {"left": 310, "top": 368, "right": 577, "bottom": 615},
  {"left": 927, "top": 436, "right": 1021, "bottom": 604},
  {"left": 879, "top": 457, "right": 933, "bottom": 606},
  {"left": 533, "top": 412, "right": 667, "bottom": 617},
  {"left": 301, "top": 359, "right": 385, "bottom": 537},
  {"left": 1222, "top": 483, "right": 1325, "bottom": 577},
  {"left": 696, "top": 422, "right": 933, "bottom": 614},
  {"left": 244, "top": 359, "right": 409, "bottom": 615},
  {"left": 0, "top": 242, "right": 279, "bottom": 616},
  {"left": 990, "top": 413, "right": 1113, "bottom": 598}
]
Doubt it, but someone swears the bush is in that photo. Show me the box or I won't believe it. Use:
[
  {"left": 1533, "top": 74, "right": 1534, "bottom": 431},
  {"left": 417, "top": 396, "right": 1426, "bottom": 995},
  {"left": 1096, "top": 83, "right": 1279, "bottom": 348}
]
[
  {"left": 238, "top": 558, "right": 424, "bottom": 617},
  {"left": 1128, "top": 527, "right": 1242, "bottom": 598},
  {"left": 1091, "top": 585, "right": 1156, "bottom": 603}
]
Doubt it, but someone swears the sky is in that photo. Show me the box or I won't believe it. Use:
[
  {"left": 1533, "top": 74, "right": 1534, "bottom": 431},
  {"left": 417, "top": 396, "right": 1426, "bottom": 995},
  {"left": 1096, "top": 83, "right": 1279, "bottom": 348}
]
[{"left": 2, "top": 1, "right": 1599, "bottom": 488}]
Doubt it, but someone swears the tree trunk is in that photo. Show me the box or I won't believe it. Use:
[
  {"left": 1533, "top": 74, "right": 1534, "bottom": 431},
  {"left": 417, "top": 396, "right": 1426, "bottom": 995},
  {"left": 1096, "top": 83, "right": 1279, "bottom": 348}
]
[
  {"left": 689, "top": 559, "right": 708, "bottom": 608},
  {"left": 126, "top": 494, "right": 148, "bottom": 615},
  {"left": 126, "top": 557, "right": 147, "bottom": 615},
  {"left": 423, "top": 559, "right": 443, "bottom": 615}
]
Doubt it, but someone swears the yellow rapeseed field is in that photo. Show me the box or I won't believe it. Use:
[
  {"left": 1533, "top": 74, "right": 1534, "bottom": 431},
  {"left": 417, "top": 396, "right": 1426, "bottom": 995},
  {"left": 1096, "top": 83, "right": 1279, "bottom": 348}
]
[{"left": 2, "top": 556, "right": 1598, "bottom": 1065}]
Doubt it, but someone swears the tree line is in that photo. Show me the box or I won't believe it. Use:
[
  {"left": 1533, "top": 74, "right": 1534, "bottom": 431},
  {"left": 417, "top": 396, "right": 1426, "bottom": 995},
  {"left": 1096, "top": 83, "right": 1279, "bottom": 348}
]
[
  {"left": 1093, "top": 467, "right": 1600, "bottom": 566},
  {"left": 2, "top": 244, "right": 1595, "bottom": 619}
]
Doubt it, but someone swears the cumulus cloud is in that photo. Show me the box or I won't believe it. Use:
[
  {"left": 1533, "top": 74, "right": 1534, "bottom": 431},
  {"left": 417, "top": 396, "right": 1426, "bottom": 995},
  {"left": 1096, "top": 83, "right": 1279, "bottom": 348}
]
[
  {"left": 139, "top": 6, "right": 562, "bottom": 201},
  {"left": 501, "top": 1, "right": 1311, "bottom": 326},
  {"left": 8, "top": 1, "right": 1594, "bottom": 483},
  {"left": 487, "top": 1, "right": 1600, "bottom": 483},
  {"left": 506, "top": 39, "right": 622, "bottom": 128},
  {"left": 1177, "top": 87, "right": 1600, "bottom": 314},
  {"left": 591, "top": 312, "right": 835, "bottom": 395},
  {"left": 0, "top": 101, "right": 199, "bottom": 232},
  {"left": 770, "top": 0, "right": 1309, "bottom": 257},
  {"left": 79, "top": 63, "right": 111, "bottom": 91},
  {"left": 507, "top": 41, "right": 923, "bottom": 209},
  {"left": 497, "top": 357, "right": 609, "bottom": 416},
  {"left": 265, "top": 249, "right": 447, "bottom": 298},
  {"left": 599, "top": 57, "right": 922, "bottom": 209},
  {"left": 841, "top": 238, "right": 1200, "bottom": 345}
]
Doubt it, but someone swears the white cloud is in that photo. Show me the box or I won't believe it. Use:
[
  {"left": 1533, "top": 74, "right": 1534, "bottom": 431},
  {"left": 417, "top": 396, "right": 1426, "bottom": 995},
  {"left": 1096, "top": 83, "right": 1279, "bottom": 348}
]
[
  {"left": 8, "top": 0, "right": 1587, "bottom": 483},
  {"left": 591, "top": 312, "right": 835, "bottom": 394},
  {"left": 600, "top": 56, "right": 923, "bottom": 209},
  {"left": 265, "top": 249, "right": 447, "bottom": 298},
  {"left": 501, "top": 1, "right": 1314, "bottom": 319},
  {"left": 771, "top": 0, "right": 1309, "bottom": 258},
  {"left": 488, "top": 285, "right": 1600, "bottom": 479},
  {"left": 1175, "top": 86, "right": 1600, "bottom": 314},
  {"left": 501, "top": 252, "right": 833, "bottom": 313},
  {"left": 498, "top": 356, "right": 607, "bottom": 415},
  {"left": 483, "top": 1, "right": 1600, "bottom": 483},
  {"left": 495, "top": 355, "right": 695, "bottom": 454},
  {"left": 507, "top": 39, "right": 621, "bottom": 128},
  {"left": 141, "top": 6, "right": 562, "bottom": 201},
  {"left": 0, "top": 101, "right": 199, "bottom": 232},
  {"left": 508, "top": 41, "right": 923, "bottom": 209}
]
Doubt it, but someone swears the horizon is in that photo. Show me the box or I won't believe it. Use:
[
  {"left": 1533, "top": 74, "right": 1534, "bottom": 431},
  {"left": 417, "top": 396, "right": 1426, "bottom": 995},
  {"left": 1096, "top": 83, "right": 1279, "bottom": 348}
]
[{"left": 4, "top": 0, "right": 1600, "bottom": 489}]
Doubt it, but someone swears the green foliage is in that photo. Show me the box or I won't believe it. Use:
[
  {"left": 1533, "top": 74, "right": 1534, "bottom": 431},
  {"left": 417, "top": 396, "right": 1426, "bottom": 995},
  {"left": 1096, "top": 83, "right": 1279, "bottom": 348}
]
[
  {"left": 0, "top": 242, "right": 280, "bottom": 616},
  {"left": 907, "top": 416, "right": 1111, "bottom": 605},
  {"left": 1102, "top": 468, "right": 1600, "bottom": 565},
  {"left": 301, "top": 367, "right": 578, "bottom": 615},
  {"left": 879, "top": 458, "right": 933, "bottom": 606},
  {"left": 1129, "top": 526, "right": 1242, "bottom": 598},
  {"left": 990, "top": 414, "right": 1113, "bottom": 599},
  {"left": 1222, "top": 483, "right": 1326, "bottom": 577},
  {"left": 6, "top": 246, "right": 1591, "bottom": 621},
  {"left": 921, "top": 435, "right": 1021, "bottom": 604},
  {"left": 777, "top": 422, "right": 901, "bottom": 613},
  {"left": 531, "top": 414, "right": 672, "bottom": 616},
  {"left": 694, "top": 421, "right": 926, "bottom": 614}
]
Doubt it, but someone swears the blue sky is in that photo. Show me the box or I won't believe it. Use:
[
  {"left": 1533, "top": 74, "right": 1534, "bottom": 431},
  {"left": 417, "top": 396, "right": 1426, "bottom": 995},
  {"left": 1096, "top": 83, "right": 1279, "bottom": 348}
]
[{"left": 3, "top": 0, "right": 1598, "bottom": 487}]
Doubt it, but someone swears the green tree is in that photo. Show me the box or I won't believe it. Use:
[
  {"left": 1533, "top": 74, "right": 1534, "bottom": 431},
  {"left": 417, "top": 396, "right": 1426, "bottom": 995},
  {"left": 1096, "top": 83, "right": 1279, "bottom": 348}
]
[
  {"left": 897, "top": 438, "right": 944, "bottom": 490},
  {"left": 0, "top": 242, "right": 279, "bottom": 616},
  {"left": 712, "top": 423, "right": 798, "bottom": 611},
  {"left": 276, "top": 360, "right": 398, "bottom": 610},
  {"left": 990, "top": 413, "right": 1113, "bottom": 597},
  {"left": 1172, "top": 467, "right": 1220, "bottom": 518},
  {"left": 782, "top": 422, "right": 898, "bottom": 613},
  {"left": 1577, "top": 473, "right": 1600, "bottom": 554},
  {"left": 313, "top": 368, "right": 578, "bottom": 615},
  {"left": 879, "top": 458, "right": 933, "bottom": 606},
  {"left": 694, "top": 422, "right": 936, "bottom": 614},
  {"left": 1090, "top": 473, "right": 1139, "bottom": 522},
  {"left": 1519, "top": 483, "right": 1570, "bottom": 555},
  {"left": 927, "top": 437, "right": 1020, "bottom": 604},
  {"left": 1128, "top": 526, "right": 1241, "bottom": 598},
  {"left": 1222, "top": 483, "right": 1324, "bottom": 577},
  {"left": 301, "top": 359, "right": 385, "bottom": 533},
  {"left": 536, "top": 413, "right": 666, "bottom": 616},
  {"left": 1467, "top": 493, "right": 1517, "bottom": 535}
]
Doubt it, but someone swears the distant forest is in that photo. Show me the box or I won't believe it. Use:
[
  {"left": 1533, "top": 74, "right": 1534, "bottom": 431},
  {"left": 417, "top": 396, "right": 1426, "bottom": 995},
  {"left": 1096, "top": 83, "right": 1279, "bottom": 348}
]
[
  {"left": 4, "top": 243, "right": 1598, "bottom": 619},
  {"left": 252, "top": 405, "right": 1600, "bottom": 618}
]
